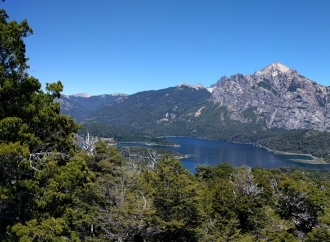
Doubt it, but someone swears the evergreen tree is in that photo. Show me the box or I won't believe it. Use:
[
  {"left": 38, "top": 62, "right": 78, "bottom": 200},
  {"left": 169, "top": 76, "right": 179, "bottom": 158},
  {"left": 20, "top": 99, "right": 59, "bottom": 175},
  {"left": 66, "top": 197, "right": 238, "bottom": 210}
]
[
  {"left": 0, "top": 8, "right": 89, "bottom": 241},
  {"left": 140, "top": 155, "right": 205, "bottom": 242}
]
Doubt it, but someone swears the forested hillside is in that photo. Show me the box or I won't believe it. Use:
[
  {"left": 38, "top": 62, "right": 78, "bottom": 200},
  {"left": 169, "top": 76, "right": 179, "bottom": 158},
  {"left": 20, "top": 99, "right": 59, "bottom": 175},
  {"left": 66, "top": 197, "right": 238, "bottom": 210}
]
[
  {"left": 83, "top": 84, "right": 212, "bottom": 134},
  {"left": 229, "top": 129, "right": 330, "bottom": 163},
  {"left": 78, "top": 121, "right": 175, "bottom": 145}
]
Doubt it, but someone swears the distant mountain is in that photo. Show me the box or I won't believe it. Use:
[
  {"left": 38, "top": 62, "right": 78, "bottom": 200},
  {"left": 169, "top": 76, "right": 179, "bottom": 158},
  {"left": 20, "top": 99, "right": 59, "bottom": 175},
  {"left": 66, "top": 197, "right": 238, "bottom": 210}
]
[
  {"left": 210, "top": 63, "right": 330, "bottom": 131},
  {"left": 83, "top": 84, "right": 213, "bottom": 135},
  {"left": 61, "top": 63, "right": 330, "bottom": 137},
  {"left": 57, "top": 93, "right": 128, "bottom": 121}
]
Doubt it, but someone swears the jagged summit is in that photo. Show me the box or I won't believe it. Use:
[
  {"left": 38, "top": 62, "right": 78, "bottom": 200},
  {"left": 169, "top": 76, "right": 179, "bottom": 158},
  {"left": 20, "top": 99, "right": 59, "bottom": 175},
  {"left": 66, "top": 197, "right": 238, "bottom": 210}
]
[
  {"left": 210, "top": 62, "right": 330, "bottom": 131},
  {"left": 256, "top": 62, "right": 293, "bottom": 76}
]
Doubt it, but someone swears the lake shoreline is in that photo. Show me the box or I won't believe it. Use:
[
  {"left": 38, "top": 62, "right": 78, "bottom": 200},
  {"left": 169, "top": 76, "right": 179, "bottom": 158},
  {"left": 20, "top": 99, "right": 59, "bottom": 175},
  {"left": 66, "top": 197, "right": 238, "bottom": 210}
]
[
  {"left": 119, "top": 136, "right": 330, "bottom": 170},
  {"left": 118, "top": 141, "right": 180, "bottom": 147},
  {"left": 120, "top": 136, "right": 329, "bottom": 166},
  {"left": 164, "top": 136, "right": 329, "bottom": 165}
]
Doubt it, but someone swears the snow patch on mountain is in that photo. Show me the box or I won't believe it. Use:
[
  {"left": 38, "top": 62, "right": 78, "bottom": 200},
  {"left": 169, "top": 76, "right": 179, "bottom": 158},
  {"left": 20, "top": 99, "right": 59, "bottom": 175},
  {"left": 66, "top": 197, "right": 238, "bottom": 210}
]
[
  {"left": 256, "top": 62, "right": 291, "bottom": 76},
  {"left": 71, "top": 93, "right": 92, "bottom": 98},
  {"left": 207, "top": 87, "right": 215, "bottom": 93},
  {"left": 178, "top": 83, "right": 205, "bottom": 90},
  {"left": 112, "top": 93, "right": 128, "bottom": 96}
]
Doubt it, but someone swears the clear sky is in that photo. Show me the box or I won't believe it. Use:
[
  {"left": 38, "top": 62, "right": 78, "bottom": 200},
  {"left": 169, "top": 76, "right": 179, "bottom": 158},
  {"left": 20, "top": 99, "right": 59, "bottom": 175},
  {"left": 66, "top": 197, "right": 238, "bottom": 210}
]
[{"left": 2, "top": 0, "right": 330, "bottom": 95}]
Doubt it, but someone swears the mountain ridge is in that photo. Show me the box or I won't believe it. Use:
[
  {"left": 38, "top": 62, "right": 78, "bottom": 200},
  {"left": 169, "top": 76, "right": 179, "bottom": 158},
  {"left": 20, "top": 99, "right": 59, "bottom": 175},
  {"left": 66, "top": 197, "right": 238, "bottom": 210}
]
[{"left": 59, "top": 63, "right": 330, "bottom": 133}]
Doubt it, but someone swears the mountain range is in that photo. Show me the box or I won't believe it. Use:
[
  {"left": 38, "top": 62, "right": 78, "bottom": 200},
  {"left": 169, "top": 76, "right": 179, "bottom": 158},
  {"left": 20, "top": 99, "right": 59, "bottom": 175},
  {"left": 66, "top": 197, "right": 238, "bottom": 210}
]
[{"left": 60, "top": 63, "right": 330, "bottom": 138}]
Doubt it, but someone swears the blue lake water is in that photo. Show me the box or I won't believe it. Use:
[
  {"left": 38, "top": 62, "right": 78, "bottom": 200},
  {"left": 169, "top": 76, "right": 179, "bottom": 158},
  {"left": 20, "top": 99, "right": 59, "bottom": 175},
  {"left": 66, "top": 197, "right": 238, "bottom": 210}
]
[{"left": 119, "top": 137, "right": 330, "bottom": 172}]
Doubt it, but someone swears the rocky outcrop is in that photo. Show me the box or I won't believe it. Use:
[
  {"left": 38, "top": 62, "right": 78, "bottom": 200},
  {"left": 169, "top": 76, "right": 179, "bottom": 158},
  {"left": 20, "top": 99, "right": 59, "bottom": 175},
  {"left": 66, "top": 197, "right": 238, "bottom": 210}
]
[{"left": 210, "top": 63, "right": 330, "bottom": 131}]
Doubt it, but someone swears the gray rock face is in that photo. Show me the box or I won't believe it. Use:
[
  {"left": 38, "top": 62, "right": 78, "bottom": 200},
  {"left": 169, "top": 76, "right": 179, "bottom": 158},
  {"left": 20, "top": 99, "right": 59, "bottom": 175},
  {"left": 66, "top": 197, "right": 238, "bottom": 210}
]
[{"left": 210, "top": 63, "right": 330, "bottom": 131}]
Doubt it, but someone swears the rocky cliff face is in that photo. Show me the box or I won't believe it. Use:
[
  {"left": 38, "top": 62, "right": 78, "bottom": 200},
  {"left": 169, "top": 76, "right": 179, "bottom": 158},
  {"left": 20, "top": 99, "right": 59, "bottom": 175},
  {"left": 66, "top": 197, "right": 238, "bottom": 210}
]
[{"left": 210, "top": 63, "right": 330, "bottom": 131}]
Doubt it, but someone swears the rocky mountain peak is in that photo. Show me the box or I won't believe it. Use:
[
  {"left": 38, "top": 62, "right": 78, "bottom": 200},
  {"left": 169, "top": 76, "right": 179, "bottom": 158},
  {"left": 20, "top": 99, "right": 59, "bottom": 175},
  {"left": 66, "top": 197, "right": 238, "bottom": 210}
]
[
  {"left": 211, "top": 76, "right": 228, "bottom": 88},
  {"left": 255, "top": 62, "right": 293, "bottom": 77},
  {"left": 210, "top": 63, "right": 330, "bottom": 131}
]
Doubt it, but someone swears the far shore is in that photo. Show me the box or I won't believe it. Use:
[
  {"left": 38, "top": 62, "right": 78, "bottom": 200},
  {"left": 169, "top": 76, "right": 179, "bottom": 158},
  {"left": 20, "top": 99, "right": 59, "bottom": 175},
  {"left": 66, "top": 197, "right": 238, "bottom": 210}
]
[
  {"left": 117, "top": 141, "right": 180, "bottom": 147},
  {"left": 265, "top": 148, "right": 327, "bottom": 164}
]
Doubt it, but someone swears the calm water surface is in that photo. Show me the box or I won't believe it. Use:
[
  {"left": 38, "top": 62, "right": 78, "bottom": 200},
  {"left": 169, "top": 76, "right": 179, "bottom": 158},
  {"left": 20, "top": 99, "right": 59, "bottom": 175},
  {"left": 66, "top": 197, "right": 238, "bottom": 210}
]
[{"left": 120, "top": 137, "right": 330, "bottom": 172}]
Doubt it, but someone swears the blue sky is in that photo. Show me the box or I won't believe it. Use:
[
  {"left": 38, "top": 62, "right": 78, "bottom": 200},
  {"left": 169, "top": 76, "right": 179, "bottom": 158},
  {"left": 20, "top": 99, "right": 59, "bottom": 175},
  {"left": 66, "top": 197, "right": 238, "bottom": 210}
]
[{"left": 3, "top": 0, "right": 330, "bottom": 95}]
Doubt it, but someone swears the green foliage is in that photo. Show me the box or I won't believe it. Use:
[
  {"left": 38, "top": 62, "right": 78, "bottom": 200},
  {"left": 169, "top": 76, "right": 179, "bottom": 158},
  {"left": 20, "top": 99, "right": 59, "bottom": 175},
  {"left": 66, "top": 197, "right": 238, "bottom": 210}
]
[
  {"left": 305, "top": 227, "right": 330, "bottom": 242},
  {"left": 82, "top": 141, "right": 159, "bottom": 241},
  {"left": 256, "top": 129, "right": 330, "bottom": 162},
  {"left": 0, "top": 10, "right": 79, "bottom": 152},
  {"left": 278, "top": 175, "right": 327, "bottom": 233},
  {"left": 2, "top": 151, "right": 95, "bottom": 241},
  {"left": 195, "top": 165, "right": 330, "bottom": 240},
  {"left": 242, "top": 107, "right": 258, "bottom": 122},
  {"left": 10, "top": 218, "right": 68, "bottom": 242},
  {"left": 267, "top": 230, "right": 298, "bottom": 242},
  {"left": 0, "top": 8, "right": 87, "bottom": 241},
  {"left": 210, "top": 178, "right": 241, "bottom": 239},
  {"left": 140, "top": 156, "right": 206, "bottom": 241},
  {"left": 195, "top": 163, "right": 234, "bottom": 182},
  {"left": 118, "top": 145, "right": 184, "bottom": 165},
  {"left": 91, "top": 141, "right": 123, "bottom": 173}
]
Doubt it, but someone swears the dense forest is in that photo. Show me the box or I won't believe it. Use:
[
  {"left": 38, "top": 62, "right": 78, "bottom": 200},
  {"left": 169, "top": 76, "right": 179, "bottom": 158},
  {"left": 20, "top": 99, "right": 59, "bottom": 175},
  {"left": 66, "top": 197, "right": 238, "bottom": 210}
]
[
  {"left": 117, "top": 146, "right": 184, "bottom": 162},
  {"left": 2, "top": 8, "right": 330, "bottom": 242},
  {"left": 78, "top": 122, "right": 175, "bottom": 146},
  {"left": 229, "top": 129, "right": 330, "bottom": 163}
]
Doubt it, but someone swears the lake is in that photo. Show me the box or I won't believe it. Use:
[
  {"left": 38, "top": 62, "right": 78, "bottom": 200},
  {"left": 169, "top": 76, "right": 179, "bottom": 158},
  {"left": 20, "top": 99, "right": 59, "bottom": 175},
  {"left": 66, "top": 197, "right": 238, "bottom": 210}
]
[{"left": 119, "top": 137, "right": 330, "bottom": 172}]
